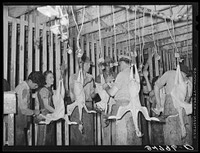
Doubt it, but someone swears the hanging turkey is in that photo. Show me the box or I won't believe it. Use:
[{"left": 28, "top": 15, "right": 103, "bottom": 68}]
[
  {"left": 108, "top": 63, "right": 160, "bottom": 137},
  {"left": 170, "top": 63, "right": 192, "bottom": 138},
  {"left": 67, "top": 68, "right": 96, "bottom": 133},
  {"left": 37, "top": 79, "right": 76, "bottom": 125}
]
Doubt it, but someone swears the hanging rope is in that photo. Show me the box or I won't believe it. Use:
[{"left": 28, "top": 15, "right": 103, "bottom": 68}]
[
  {"left": 98, "top": 5, "right": 102, "bottom": 58},
  {"left": 150, "top": 10, "right": 157, "bottom": 55},
  {"left": 126, "top": 7, "right": 131, "bottom": 57},
  {"left": 141, "top": 8, "right": 145, "bottom": 66},
  {"left": 112, "top": 5, "right": 117, "bottom": 63},
  {"left": 138, "top": 12, "right": 142, "bottom": 65},
  {"left": 76, "top": 6, "right": 85, "bottom": 51},
  {"left": 71, "top": 6, "right": 80, "bottom": 33},
  {"left": 186, "top": 5, "right": 189, "bottom": 67},
  {"left": 134, "top": 5, "right": 137, "bottom": 57}
]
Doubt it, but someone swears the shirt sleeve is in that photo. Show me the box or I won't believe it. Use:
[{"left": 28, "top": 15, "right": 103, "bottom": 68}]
[
  {"left": 39, "top": 88, "right": 49, "bottom": 100},
  {"left": 17, "top": 88, "right": 34, "bottom": 116},
  {"left": 155, "top": 71, "right": 170, "bottom": 89},
  {"left": 113, "top": 72, "right": 123, "bottom": 90}
]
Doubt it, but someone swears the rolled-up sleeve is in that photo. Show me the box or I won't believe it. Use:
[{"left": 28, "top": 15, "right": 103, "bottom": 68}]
[
  {"left": 113, "top": 72, "right": 123, "bottom": 90},
  {"left": 155, "top": 71, "right": 170, "bottom": 89}
]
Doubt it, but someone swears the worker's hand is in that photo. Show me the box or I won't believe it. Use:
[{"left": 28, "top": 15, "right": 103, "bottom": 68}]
[
  {"left": 106, "top": 76, "right": 114, "bottom": 83},
  {"left": 102, "top": 83, "right": 109, "bottom": 90},
  {"left": 33, "top": 109, "right": 40, "bottom": 116},
  {"left": 143, "top": 70, "right": 149, "bottom": 78}
]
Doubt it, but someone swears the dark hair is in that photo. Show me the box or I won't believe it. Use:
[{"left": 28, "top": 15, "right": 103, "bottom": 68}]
[
  {"left": 43, "top": 70, "right": 53, "bottom": 83},
  {"left": 118, "top": 57, "right": 131, "bottom": 64},
  {"left": 28, "top": 71, "right": 45, "bottom": 87}
]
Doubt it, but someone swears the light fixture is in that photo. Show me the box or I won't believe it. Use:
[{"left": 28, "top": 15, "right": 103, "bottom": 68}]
[{"left": 37, "top": 5, "right": 59, "bottom": 17}]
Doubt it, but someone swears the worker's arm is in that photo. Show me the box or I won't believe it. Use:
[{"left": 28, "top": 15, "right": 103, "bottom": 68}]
[
  {"left": 18, "top": 88, "right": 39, "bottom": 116},
  {"left": 143, "top": 70, "right": 152, "bottom": 93},
  {"left": 154, "top": 71, "right": 169, "bottom": 109},
  {"left": 40, "top": 88, "right": 55, "bottom": 113},
  {"left": 103, "top": 71, "right": 123, "bottom": 97}
]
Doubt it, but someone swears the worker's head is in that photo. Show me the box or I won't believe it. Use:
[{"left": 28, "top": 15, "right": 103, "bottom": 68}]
[
  {"left": 27, "top": 71, "right": 45, "bottom": 89},
  {"left": 81, "top": 54, "right": 93, "bottom": 73},
  {"left": 118, "top": 55, "right": 131, "bottom": 71},
  {"left": 179, "top": 63, "right": 190, "bottom": 76},
  {"left": 43, "top": 70, "right": 54, "bottom": 86},
  {"left": 103, "top": 56, "right": 113, "bottom": 71}
]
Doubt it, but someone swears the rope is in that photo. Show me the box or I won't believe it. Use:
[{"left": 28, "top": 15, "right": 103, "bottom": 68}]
[
  {"left": 138, "top": 13, "right": 142, "bottom": 65},
  {"left": 186, "top": 5, "right": 189, "bottom": 67},
  {"left": 164, "top": 17, "right": 179, "bottom": 53},
  {"left": 76, "top": 6, "right": 85, "bottom": 49},
  {"left": 134, "top": 5, "right": 137, "bottom": 57},
  {"left": 141, "top": 8, "right": 145, "bottom": 66},
  {"left": 112, "top": 5, "right": 117, "bottom": 62},
  {"left": 126, "top": 7, "right": 131, "bottom": 57},
  {"left": 71, "top": 6, "right": 80, "bottom": 33},
  {"left": 98, "top": 5, "right": 102, "bottom": 58},
  {"left": 150, "top": 10, "right": 157, "bottom": 54}
]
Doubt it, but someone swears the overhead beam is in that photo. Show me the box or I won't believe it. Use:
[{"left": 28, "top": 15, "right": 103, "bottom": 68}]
[{"left": 7, "top": 5, "right": 40, "bottom": 18}]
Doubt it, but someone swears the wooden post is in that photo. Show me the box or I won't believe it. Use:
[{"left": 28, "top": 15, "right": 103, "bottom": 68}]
[
  {"left": 63, "top": 41, "right": 69, "bottom": 145},
  {"left": 96, "top": 38, "right": 102, "bottom": 145},
  {"left": 86, "top": 33, "right": 90, "bottom": 57},
  {"left": 35, "top": 12, "right": 40, "bottom": 71},
  {"left": 55, "top": 35, "right": 62, "bottom": 145},
  {"left": 28, "top": 13, "right": 33, "bottom": 76},
  {"left": 69, "top": 28, "right": 74, "bottom": 75},
  {"left": 3, "top": 6, "right": 8, "bottom": 79},
  {"left": 11, "top": 20, "right": 17, "bottom": 90},
  {"left": 42, "top": 23, "right": 47, "bottom": 72},
  {"left": 49, "top": 32, "right": 54, "bottom": 71},
  {"left": 19, "top": 15, "right": 25, "bottom": 83}
]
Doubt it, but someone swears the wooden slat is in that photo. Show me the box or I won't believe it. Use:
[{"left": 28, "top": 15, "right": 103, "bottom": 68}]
[
  {"left": 55, "top": 35, "right": 62, "bottom": 145},
  {"left": 148, "top": 48, "right": 153, "bottom": 81},
  {"left": 74, "top": 28, "right": 79, "bottom": 74},
  {"left": 69, "top": 28, "right": 74, "bottom": 75},
  {"left": 28, "top": 14, "right": 33, "bottom": 75},
  {"left": 10, "top": 20, "right": 17, "bottom": 90},
  {"left": 63, "top": 41, "right": 69, "bottom": 145},
  {"left": 4, "top": 6, "right": 8, "bottom": 79},
  {"left": 19, "top": 15, "right": 25, "bottom": 83},
  {"left": 91, "top": 33, "right": 95, "bottom": 78},
  {"left": 86, "top": 34, "right": 90, "bottom": 57},
  {"left": 49, "top": 32, "right": 54, "bottom": 71},
  {"left": 42, "top": 24, "right": 47, "bottom": 71},
  {"left": 90, "top": 33, "right": 96, "bottom": 144},
  {"left": 7, "top": 114, "right": 14, "bottom": 145},
  {"left": 96, "top": 39, "right": 101, "bottom": 145},
  {"left": 35, "top": 12, "right": 40, "bottom": 71}
]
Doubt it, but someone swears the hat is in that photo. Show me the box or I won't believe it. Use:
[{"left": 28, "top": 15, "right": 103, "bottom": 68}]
[
  {"left": 81, "top": 55, "right": 94, "bottom": 66},
  {"left": 118, "top": 55, "right": 131, "bottom": 62}
]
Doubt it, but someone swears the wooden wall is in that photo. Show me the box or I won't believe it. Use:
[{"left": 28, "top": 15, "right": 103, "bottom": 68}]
[{"left": 3, "top": 5, "right": 193, "bottom": 146}]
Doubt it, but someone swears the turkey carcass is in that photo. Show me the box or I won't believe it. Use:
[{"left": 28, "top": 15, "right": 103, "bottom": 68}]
[
  {"left": 108, "top": 64, "right": 160, "bottom": 137},
  {"left": 170, "top": 64, "right": 192, "bottom": 138}
]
